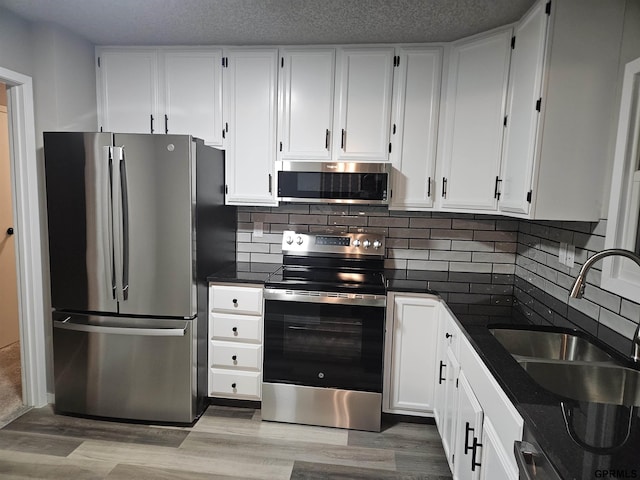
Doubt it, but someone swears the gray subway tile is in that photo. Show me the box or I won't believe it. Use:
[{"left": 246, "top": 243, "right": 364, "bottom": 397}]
[
  {"left": 409, "top": 218, "right": 452, "bottom": 229},
  {"left": 431, "top": 229, "right": 474, "bottom": 240},
  {"left": 368, "top": 216, "right": 410, "bottom": 228}
]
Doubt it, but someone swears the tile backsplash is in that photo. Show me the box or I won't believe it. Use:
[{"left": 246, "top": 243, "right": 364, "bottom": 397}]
[{"left": 236, "top": 206, "right": 640, "bottom": 346}]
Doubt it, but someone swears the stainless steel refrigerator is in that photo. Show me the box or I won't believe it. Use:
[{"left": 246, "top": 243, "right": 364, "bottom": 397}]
[{"left": 43, "top": 132, "right": 236, "bottom": 424}]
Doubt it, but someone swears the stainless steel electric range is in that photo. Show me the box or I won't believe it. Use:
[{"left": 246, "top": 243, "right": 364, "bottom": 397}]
[{"left": 262, "top": 230, "right": 386, "bottom": 432}]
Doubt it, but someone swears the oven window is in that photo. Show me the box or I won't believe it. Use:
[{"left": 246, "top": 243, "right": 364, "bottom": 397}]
[
  {"left": 263, "top": 300, "right": 384, "bottom": 392},
  {"left": 278, "top": 171, "right": 388, "bottom": 200}
]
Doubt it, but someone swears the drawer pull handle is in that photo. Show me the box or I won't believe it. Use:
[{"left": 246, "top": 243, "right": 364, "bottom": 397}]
[
  {"left": 231, "top": 383, "right": 237, "bottom": 389},
  {"left": 438, "top": 361, "right": 446, "bottom": 384}
]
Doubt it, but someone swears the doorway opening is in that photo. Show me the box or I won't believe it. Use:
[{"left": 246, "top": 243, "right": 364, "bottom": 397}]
[{"left": 0, "top": 81, "right": 24, "bottom": 424}]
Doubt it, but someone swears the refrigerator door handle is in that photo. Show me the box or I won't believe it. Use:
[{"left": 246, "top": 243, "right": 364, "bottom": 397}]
[
  {"left": 106, "top": 147, "right": 117, "bottom": 300},
  {"left": 119, "top": 149, "right": 130, "bottom": 301},
  {"left": 53, "top": 318, "right": 188, "bottom": 337}
]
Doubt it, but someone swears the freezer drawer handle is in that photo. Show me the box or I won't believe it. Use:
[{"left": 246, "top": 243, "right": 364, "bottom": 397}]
[{"left": 53, "top": 319, "right": 188, "bottom": 337}]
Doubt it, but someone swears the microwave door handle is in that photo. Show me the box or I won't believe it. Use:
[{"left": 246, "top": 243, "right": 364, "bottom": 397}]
[{"left": 119, "top": 149, "right": 130, "bottom": 301}]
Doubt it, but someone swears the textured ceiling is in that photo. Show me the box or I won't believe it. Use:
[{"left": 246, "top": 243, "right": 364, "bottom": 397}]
[{"left": 0, "top": 0, "right": 536, "bottom": 45}]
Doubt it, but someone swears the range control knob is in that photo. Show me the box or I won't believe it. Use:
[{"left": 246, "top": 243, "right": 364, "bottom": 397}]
[
  {"left": 363, "top": 239, "right": 371, "bottom": 248},
  {"left": 373, "top": 240, "right": 382, "bottom": 249},
  {"left": 285, "top": 236, "right": 294, "bottom": 245},
  {"left": 296, "top": 236, "right": 304, "bottom": 245},
  {"left": 353, "top": 239, "right": 361, "bottom": 247}
]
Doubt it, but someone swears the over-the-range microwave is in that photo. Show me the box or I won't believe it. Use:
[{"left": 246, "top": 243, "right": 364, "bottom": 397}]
[{"left": 276, "top": 161, "right": 391, "bottom": 205}]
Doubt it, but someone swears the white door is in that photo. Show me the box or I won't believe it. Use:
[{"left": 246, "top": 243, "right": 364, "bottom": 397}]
[
  {"left": 333, "top": 47, "right": 395, "bottom": 162},
  {"left": 480, "top": 418, "right": 517, "bottom": 480},
  {"left": 385, "top": 295, "right": 440, "bottom": 414},
  {"left": 453, "top": 371, "right": 484, "bottom": 480},
  {"left": 390, "top": 47, "right": 442, "bottom": 209},
  {"left": 163, "top": 50, "right": 223, "bottom": 146},
  {"left": 442, "top": 347, "right": 460, "bottom": 464},
  {"left": 223, "top": 48, "right": 278, "bottom": 206},
  {"left": 278, "top": 48, "right": 335, "bottom": 162},
  {"left": 439, "top": 28, "right": 512, "bottom": 211},
  {"left": 499, "top": 2, "right": 549, "bottom": 215},
  {"left": 98, "top": 49, "right": 159, "bottom": 134}
]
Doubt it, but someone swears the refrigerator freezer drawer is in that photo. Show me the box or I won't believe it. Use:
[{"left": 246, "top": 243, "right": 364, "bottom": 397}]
[{"left": 53, "top": 313, "right": 197, "bottom": 424}]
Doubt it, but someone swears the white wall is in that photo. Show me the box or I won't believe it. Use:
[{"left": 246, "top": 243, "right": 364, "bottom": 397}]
[{"left": 0, "top": 7, "right": 34, "bottom": 77}]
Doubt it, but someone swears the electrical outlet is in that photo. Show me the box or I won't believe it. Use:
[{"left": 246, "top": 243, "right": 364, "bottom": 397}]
[
  {"left": 253, "top": 221, "right": 263, "bottom": 238},
  {"left": 559, "top": 242, "right": 567, "bottom": 265},
  {"left": 566, "top": 244, "right": 575, "bottom": 268}
]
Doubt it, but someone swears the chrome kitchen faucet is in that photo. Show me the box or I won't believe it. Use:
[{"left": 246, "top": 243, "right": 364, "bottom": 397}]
[{"left": 570, "top": 248, "right": 640, "bottom": 362}]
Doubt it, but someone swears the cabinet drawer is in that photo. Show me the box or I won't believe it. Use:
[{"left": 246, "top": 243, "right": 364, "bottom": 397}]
[
  {"left": 210, "top": 313, "right": 262, "bottom": 342},
  {"left": 209, "top": 369, "right": 261, "bottom": 399},
  {"left": 210, "top": 285, "right": 263, "bottom": 315},
  {"left": 210, "top": 341, "right": 262, "bottom": 370}
]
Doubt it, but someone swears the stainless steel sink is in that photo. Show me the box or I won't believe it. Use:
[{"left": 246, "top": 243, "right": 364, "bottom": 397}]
[
  {"left": 489, "top": 328, "right": 615, "bottom": 363},
  {"left": 518, "top": 360, "right": 640, "bottom": 407}
]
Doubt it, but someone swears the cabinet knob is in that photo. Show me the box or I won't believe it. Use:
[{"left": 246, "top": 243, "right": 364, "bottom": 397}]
[
  {"left": 232, "top": 327, "right": 238, "bottom": 334},
  {"left": 232, "top": 298, "right": 238, "bottom": 306},
  {"left": 445, "top": 333, "right": 452, "bottom": 339},
  {"left": 231, "top": 383, "right": 237, "bottom": 389},
  {"left": 6, "top": 227, "right": 14, "bottom": 236},
  {"left": 232, "top": 355, "right": 237, "bottom": 361}
]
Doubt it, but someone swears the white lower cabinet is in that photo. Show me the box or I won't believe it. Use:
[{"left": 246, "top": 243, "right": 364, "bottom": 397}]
[
  {"left": 433, "top": 306, "right": 523, "bottom": 480},
  {"left": 208, "top": 283, "right": 263, "bottom": 400},
  {"left": 383, "top": 293, "right": 441, "bottom": 416}
]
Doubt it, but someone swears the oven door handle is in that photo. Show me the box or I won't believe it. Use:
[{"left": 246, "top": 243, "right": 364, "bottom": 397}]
[{"left": 263, "top": 289, "right": 386, "bottom": 307}]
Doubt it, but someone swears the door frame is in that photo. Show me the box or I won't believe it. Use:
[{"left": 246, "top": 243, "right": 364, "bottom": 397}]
[{"left": 0, "top": 66, "right": 48, "bottom": 408}]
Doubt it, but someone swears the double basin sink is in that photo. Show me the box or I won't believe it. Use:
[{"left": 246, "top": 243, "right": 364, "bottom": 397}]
[{"left": 489, "top": 327, "right": 640, "bottom": 407}]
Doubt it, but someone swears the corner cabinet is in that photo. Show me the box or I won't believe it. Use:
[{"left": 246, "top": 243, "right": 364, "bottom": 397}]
[
  {"left": 383, "top": 293, "right": 441, "bottom": 416},
  {"left": 208, "top": 283, "right": 264, "bottom": 401},
  {"left": 438, "top": 27, "right": 512, "bottom": 211},
  {"left": 332, "top": 47, "right": 395, "bottom": 162},
  {"left": 498, "top": 0, "right": 626, "bottom": 220},
  {"left": 96, "top": 47, "right": 223, "bottom": 146},
  {"left": 389, "top": 47, "right": 443, "bottom": 210},
  {"left": 222, "top": 48, "right": 278, "bottom": 206}
]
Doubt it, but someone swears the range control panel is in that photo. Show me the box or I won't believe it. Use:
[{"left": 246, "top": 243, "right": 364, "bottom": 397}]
[{"left": 281, "top": 230, "right": 386, "bottom": 257}]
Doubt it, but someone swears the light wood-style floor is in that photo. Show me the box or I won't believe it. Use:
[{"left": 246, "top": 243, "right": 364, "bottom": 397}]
[{"left": 0, "top": 404, "right": 452, "bottom": 479}]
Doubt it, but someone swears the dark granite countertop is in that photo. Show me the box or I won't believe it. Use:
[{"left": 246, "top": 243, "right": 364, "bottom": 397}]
[
  {"left": 207, "top": 264, "right": 640, "bottom": 478},
  {"left": 207, "top": 262, "right": 279, "bottom": 285}
]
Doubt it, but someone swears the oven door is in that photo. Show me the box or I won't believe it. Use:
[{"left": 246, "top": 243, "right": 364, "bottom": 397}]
[{"left": 263, "top": 295, "right": 385, "bottom": 393}]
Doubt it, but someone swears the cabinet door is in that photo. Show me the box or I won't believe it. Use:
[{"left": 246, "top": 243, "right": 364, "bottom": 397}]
[
  {"left": 278, "top": 48, "right": 335, "bottom": 162},
  {"left": 499, "top": 2, "right": 548, "bottom": 215},
  {"left": 433, "top": 307, "right": 458, "bottom": 428},
  {"left": 439, "top": 29, "right": 512, "bottom": 211},
  {"left": 442, "top": 347, "right": 460, "bottom": 464},
  {"left": 333, "top": 47, "right": 395, "bottom": 162},
  {"left": 163, "top": 50, "right": 223, "bottom": 146},
  {"left": 453, "top": 371, "right": 484, "bottom": 480},
  {"left": 223, "top": 49, "right": 278, "bottom": 206},
  {"left": 98, "top": 49, "right": 159, "bottom": 134},
  {"left": 385, "top": 295, "right": 440, "bottom": 415},
  {"left": 480, "top": 418, "right": 517, "bottom": 480},
  {"left": 389, "top": 47, "right": 442, "bottom": 210}
]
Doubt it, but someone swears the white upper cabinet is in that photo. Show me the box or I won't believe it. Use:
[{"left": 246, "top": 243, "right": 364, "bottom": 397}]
[
  {"left": 97, "top": 48, "right": 223, "bottom": 146},
  {"left": 508, "top": 0, "right": 625, "bottom": 221},
  {"left": 97, "top": 49, "right": 160, "bottom": 135},
  {"left": 498, "top": 2, "right": 548, "bottom": 215},
  {"left": 163, "top": 50, "right": 223, "bottom": 145},
  {"left": 333, "top": 47, "right": 395, "bottom": 162},
  {"left": 223, "top": 48, "right": 278, "bottom": 206},
  {"left": 438, "top": 28, "right": 512, "bottom": 211},
  {"left": 278, "top": 48, "right": 335, "bottom": 162},
  {"left": 389, "top": 47, "right": 443, "bottom": 210}
]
